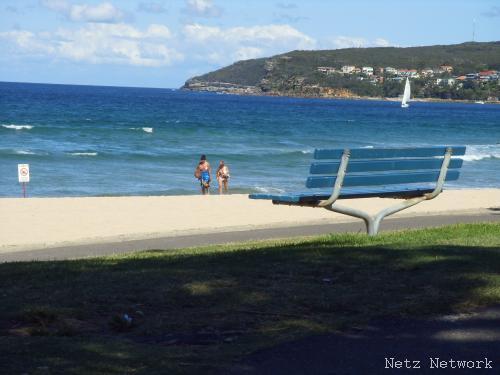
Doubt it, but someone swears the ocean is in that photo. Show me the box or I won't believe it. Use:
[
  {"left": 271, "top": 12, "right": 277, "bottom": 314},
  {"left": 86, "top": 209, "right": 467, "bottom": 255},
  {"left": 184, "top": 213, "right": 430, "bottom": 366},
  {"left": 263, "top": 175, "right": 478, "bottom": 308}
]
[{"left": 1, "top": 81, "right": 499, "bottom": 197}]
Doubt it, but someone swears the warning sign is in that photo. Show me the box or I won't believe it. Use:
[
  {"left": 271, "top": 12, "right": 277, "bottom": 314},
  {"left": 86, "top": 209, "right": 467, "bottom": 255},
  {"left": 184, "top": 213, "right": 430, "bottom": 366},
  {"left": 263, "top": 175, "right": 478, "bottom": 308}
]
[{"left": 18, "top": 164, "right": 30, "bottom": 183}]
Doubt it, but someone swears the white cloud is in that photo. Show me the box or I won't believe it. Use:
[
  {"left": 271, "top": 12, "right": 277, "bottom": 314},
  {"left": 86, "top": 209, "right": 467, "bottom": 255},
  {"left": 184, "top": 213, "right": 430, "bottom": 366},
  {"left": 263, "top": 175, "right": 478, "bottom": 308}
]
[
  {"left": 5, "top": 5, "right": 20, "bottom": 13},
  {"left": 68, "top": 2, "right": 124, "bottom": 22},
  {"left": 184, "top": 23, "right": 315, "bottom": 48},
  {"left": 1, "top": 18, "right": 317, "bottom": 69},
  {"left": 0, "top": 30, "right": 55, "bottom": 55},
  {"left": 276, "top": 2, "right": 297, "bottom": 9},
  {"left": 373, "top": 38, "right": 390, "bottom": 47},
  {"left": 482, "top": 6, "right": 500, "bottom": 17},
  {"left": 331, "top": 36, "right": 367, "bottom": 49},
  {"left": 137, "top": 2, "right": 168, "bottom": 13},
  {"left": 41, "top": 0, "right": 69, "bottom": 12},
  {"left": 234, "top": 46, "right": 263, "bottom": 61},
  {"left": 145, "top": 24, "right": 173, "bottom": 39},
  {"left": 182, "top": 23, "right": 316, "bottom": 64},
  {"left": 326, "top": 36, "right": 392, "bottom": 49},
  {"left": 41, "top": 0, "right": 125, "bottom": 23},
  {"left": 183, "top": 0, "right": 222, "bottom": 18},
  {"left": 1, "top": 23, "right": 182, "bottom": 67}
]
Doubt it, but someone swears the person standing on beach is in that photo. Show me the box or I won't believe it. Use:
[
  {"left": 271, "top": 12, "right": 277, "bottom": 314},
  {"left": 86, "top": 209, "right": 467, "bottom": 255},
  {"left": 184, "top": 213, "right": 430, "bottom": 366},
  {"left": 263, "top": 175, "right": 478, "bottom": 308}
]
[
  {"left": 216, "top": 160, "right": 230, "bottom": 194},
  {"left": 194, "top": 154, "right": 211, "bottom": 195}
]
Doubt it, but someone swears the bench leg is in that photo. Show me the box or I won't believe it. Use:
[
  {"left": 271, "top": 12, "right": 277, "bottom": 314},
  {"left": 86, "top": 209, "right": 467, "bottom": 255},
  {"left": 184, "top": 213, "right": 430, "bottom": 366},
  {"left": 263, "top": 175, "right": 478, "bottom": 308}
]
[{"left": 325, "top": 196, "right": 428, "bottom": 235}]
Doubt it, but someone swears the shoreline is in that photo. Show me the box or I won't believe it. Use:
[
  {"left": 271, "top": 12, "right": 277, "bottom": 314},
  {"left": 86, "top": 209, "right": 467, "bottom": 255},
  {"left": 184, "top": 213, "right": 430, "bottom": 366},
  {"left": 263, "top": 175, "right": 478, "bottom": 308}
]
[
  {"left": 182, "top": 88, "right": 500, "bottom": 105},
  {"left": 1, "top": 189, "right": 499, "bottom": 253}
]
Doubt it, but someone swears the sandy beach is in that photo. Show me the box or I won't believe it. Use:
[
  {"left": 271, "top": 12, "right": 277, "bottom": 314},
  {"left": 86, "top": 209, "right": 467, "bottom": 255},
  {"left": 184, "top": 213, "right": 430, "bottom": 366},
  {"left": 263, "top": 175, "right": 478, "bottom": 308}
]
[{"left": 1, "top": 189, "right": 499, "bottom": 253}]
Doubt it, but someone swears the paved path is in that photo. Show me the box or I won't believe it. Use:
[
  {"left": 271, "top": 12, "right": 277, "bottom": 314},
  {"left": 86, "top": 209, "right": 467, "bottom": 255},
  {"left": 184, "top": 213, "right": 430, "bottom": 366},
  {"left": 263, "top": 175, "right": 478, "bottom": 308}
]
[
  {"left": 1, "top": 211, "right": 498, "bottom": 263},
  {"left": 230, "top": 305, "right": 500, "bottom": 374}
]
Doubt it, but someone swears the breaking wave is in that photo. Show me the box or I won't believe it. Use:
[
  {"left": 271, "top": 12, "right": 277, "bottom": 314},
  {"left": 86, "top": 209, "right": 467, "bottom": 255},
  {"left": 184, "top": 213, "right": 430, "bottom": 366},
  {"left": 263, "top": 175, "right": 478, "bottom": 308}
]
[
  {"left": 253, "top": 186, "right": 285, "bottom": 194},
  {"left": 68, "top": 152, "right": 98, "bottom": 156},
  {"left": 2, "top": 124, "right": 33, "bottom": 130},
  {"left": 130, "top": 127, "right": 154, "bottom": 133},
  {"left": 459, "top": 145, "right": 500, "bottom": 162}
]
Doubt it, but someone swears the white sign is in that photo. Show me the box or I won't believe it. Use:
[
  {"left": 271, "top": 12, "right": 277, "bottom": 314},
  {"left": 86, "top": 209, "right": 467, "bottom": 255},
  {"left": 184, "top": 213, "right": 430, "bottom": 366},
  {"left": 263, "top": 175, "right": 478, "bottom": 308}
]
[{"left": 18, "top": 164, "right": 30, "bottom": 183}]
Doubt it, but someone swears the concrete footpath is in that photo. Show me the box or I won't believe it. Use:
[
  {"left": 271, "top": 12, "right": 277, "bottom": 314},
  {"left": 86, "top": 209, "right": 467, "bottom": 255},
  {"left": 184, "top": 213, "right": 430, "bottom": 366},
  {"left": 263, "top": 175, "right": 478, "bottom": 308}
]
[{"left": 1, "top": 210, "right": 498, "bottom": 263}]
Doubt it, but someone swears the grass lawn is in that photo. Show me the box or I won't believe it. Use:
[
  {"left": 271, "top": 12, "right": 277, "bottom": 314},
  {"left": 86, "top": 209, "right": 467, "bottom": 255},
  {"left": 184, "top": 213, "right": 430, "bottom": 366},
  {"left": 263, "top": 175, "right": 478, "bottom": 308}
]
[{"left": 1, "top": 223, "right": 500, "bottom": 374}]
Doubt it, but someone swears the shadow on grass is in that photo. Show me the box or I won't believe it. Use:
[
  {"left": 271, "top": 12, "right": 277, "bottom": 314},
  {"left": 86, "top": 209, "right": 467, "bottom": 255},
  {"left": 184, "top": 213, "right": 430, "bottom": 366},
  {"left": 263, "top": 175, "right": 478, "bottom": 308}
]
[
  {"left": 0, "top": 225, "right": 499, "bottom": 373},
  {"left": 232, "top": 305, "right": 500, "bottom": 375}
]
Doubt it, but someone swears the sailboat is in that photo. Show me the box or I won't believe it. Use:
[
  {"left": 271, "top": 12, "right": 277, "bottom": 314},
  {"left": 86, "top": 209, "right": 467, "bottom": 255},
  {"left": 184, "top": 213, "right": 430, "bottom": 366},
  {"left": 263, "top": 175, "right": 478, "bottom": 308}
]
[{"left": 401, "top": 77, "right": 410, "bottom": 108}]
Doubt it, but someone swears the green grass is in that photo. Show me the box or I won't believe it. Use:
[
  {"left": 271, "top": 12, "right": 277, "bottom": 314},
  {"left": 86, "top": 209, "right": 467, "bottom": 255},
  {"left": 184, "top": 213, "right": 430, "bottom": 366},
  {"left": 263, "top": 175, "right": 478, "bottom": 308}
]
[{"left": 1, "top": 223, "right": 500, "bottom": 374}]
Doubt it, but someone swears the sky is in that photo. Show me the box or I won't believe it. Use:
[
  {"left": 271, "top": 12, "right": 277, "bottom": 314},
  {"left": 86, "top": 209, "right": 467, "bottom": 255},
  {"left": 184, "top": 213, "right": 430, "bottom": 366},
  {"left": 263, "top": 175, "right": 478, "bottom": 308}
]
[{"left": 1, "top": 0, "right": 499, "bottom": 88}]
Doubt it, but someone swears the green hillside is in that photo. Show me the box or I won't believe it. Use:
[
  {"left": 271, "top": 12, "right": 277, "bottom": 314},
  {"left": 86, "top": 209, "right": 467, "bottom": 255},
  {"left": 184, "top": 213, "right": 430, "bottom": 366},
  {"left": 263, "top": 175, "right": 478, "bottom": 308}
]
[
  {"left": 183, "top": 42, "right": 500, "bottom": 101},
  {"left": 190, "top": 57, "right": 267, "bottom": 86}
]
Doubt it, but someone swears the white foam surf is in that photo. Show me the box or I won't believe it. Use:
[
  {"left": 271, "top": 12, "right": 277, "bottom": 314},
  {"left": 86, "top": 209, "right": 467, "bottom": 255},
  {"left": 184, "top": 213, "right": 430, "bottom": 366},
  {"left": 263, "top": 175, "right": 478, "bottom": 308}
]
[
  {"left": 459, "top": 145, "right": 500, "bottom": 162},
  {"left": 130, "top": 127, "right": 154, "bottom": 133},
  {"left": 253, "top": 186, "right": 285, "bottom": 194},
  {"left": 2, "top": 124, "right": 33, "bottom": 130},
  {"left": 69, "top": 152, "right": 98, "bottom": 156}
]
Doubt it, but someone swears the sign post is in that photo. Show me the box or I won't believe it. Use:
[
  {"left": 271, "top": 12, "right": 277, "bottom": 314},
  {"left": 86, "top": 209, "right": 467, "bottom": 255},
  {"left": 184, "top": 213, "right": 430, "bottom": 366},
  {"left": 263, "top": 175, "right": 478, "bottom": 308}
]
[{"left": 18, "top": 164, "right": 30, "bottom": 198}]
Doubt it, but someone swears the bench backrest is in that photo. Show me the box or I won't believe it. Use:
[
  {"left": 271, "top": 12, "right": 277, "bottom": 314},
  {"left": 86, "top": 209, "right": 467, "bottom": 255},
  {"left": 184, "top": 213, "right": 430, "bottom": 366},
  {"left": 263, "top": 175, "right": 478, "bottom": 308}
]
[{"left": 306, "top": 146, "right": 465, "bottom": 189}]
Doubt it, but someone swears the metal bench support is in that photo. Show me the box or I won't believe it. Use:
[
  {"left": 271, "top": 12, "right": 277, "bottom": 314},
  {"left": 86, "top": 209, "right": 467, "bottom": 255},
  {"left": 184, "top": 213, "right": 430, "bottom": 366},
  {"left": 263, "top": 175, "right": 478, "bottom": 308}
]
[{"left": 317, "top": 148, "right": 453, "bottom": 235}]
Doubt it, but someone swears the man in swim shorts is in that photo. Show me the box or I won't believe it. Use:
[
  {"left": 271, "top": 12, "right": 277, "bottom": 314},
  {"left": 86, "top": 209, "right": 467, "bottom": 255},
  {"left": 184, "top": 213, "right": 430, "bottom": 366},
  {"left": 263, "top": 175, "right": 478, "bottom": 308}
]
[{"left": 194, "top": 154, "right": 211, "bottom": 195}]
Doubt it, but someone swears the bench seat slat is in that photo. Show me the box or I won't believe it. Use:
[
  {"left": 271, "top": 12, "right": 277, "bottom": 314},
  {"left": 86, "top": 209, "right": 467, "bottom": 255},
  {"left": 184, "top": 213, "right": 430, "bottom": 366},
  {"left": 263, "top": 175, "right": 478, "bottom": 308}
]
[
  {"left": 306, "top": 170, "right": 459, "bottom": 189},
  {"left": 249, "top": 184, "right": 435, "bottom": 204},
  {"left": 310, "top": 158, "right": 463, "bottom": 174},
  {"left": 314, "top": 146, "right": 466, "bottom": 160}
]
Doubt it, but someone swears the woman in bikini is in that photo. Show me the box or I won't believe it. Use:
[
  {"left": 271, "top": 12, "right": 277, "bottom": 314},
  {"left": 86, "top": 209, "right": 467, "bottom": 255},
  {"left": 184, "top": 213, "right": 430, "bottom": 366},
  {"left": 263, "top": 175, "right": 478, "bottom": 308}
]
[
  {"left": 216, "top": 160, "right": 230, "bottom": 194},
  {"left": 194, "top": 155, "right": 211, "bottom": 195}
]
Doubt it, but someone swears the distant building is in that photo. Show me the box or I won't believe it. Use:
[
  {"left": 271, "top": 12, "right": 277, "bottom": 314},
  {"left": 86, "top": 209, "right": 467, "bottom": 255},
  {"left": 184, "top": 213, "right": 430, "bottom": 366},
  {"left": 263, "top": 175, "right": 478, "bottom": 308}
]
[
  {"left": 385, "top": 67, "right": 397, "bottom": 75},
  {"left": 341, "top": 65, "right": 356, "bottom": 74},
  {"left": 353, "top": 67, "right": 362, "bottom": 74},
  {"left": 317, "top": 66, "right": 337, "bottom": 74},
  {"left": 436, "top": 78, "right": 456, "bottom": 86},
  {"left": 421, "top": 69, "right": 435, "bottom": 77},
  {"left": 466, "top": 73, "right": 478, "bottom": 80},
  {"left": 440, "top": 65, "right": 454, "bottom": 73},
  {"left": 397, "top": 69, "right": 419, "bottom": 78},
  {"left": 362, "top": 66, "right": 374, "bottom": 76},
  {"left": 456, "top": 75, "right": 467, "bottom": 81},
  {"left": 479, "top": 70, "right": 498, "bottom": 81}
]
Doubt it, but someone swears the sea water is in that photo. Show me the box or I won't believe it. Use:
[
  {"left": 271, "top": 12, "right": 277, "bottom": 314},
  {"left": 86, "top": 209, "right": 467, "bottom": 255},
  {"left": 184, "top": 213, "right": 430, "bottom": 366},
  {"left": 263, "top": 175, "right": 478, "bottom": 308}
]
[{"left": 1, "top": 82, "right": 499, "bottom": 197}]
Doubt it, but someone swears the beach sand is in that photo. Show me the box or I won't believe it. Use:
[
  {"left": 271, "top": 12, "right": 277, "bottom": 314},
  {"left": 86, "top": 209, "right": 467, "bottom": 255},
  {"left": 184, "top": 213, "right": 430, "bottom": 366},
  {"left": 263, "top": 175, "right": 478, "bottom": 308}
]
[{"left": 1, "top": 189, "right": 499, "bottom": 253}]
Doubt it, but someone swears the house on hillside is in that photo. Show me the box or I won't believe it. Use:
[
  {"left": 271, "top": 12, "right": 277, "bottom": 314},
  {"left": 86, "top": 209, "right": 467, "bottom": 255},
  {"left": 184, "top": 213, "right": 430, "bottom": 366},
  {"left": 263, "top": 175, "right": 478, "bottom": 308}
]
[
  {"left": 439, "top": 65, "right": 454, "bottom": 73},
  {"left": 385, "top": 67, "right": 397, "bottom": 75},
  {"left": 341, "top": 65, "right": 356, "bottom": 74},
  {"left": 421, "top": 69, "right": 435, "bottom": 77},
  {"left": 479, "top": 70, "right": 498, "bottom": 81},
  {"left": 317, "top": 66, "right": 337, "bottom": 74},
  {"left": 436, "top": 78, "right": 456, "bottom": 86},
  {"left": 362, "top": 66, "right": 374, "bottom": 76},
  {"left": 397, "top": 69, "right": 419, "bottom": 78}
]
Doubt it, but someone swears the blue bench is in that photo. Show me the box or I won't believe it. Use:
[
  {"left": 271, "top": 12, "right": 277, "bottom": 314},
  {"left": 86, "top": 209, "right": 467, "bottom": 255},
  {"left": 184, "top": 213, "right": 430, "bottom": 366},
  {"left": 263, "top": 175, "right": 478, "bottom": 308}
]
[{"left": 249, "top": 146, "right": 466, "bottom": 235}]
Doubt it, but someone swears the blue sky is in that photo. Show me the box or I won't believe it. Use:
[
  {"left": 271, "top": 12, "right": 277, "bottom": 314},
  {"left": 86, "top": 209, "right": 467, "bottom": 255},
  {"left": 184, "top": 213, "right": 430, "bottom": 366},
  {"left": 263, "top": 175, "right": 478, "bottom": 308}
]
[{"left": 1, "top": 0, "right": 499, "bottom": 88}]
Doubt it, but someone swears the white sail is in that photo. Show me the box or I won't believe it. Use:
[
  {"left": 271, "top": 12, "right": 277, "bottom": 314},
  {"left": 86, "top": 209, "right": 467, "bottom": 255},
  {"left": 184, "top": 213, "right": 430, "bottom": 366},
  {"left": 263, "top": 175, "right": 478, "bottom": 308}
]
[{"left": 401, "top": 78, "right": 411, "bottom": 108}]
